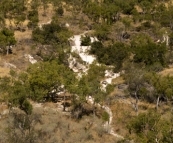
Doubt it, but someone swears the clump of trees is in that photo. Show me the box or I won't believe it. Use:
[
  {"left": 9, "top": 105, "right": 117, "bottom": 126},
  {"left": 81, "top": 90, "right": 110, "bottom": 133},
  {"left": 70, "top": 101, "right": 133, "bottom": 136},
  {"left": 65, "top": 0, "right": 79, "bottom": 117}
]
[
  {"left": 32, "top": 22, "right": 72, "bottom": 45},
  {"left": 128, "top": 110, "right": 173, "bottom": 143},
  {"left": 27, "top": 10, "right": 39, "bottom": 29},
  {"left": 90, "top": 41, "right": 129, "bottom": 71},
  {"left": 131, "top": 34, "right": 167, "bottom": 66}
]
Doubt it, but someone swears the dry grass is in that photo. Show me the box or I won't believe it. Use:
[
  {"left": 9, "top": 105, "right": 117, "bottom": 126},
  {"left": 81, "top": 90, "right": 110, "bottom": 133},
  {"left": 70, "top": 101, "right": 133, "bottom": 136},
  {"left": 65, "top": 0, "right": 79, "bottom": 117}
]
[
  {"left": 110, "top": 87, "right": 125, "bottom": 97},
  {"left": 14, "top": 29, "right": 32, "bottom": 41},
  {"left": 38, "top": 3, "right": 55, "bottom": 25},
  {"left": 0, "top": 102, "right": 119, "bottom": 143},
  {"left": 0, "top": 67, "right": 10, "bottom": 77},
  {"left": 112, "top": 76, "right": 125, "bottom": 85},
  {"left": 110, "top": 97, "right": 157, "bottom": 138},
  {"left": 159, "top": 67, "right": 173, "bottom": 76}
]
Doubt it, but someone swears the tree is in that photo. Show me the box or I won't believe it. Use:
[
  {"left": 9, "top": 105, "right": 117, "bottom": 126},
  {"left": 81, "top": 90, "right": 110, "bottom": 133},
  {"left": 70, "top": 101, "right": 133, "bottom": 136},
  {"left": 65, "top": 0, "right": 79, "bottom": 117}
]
[
  {"left": 160, "top": 5, "right": 173, "bottom": 30},
  {"left": 125, "top": 66, "right": 147, "bottom": 116},
  {"left": 56, "top": 6, "right": 64, "bottom": 16},
  {"left": 131, "top": 34, "right": 167, "bottom": 66},
  {"left": 145, "top": 72, "right": 173, "bottom": 110},
  {"left": 14, "top": 14, "right": 26, "bottom": 29},
  {"left": 91, "top": 41, "right": 129, "bottom": 72},
  {"left": 0, "top": 71, "right": 32, "bottom": 114},
  {"left": 94, "top": 24, "right": 110, "bottom": 41},
  {"left": 121, "top": 17, "right": 132, "bottom": 31},
  {"left": 0, "top": 28, "right": 16, "bottom": 55},
  {"left": 0, "top": 14, "right": 5, "bottom": 28},
  {"left": 27, "top": 10, "right": 39, "bottom": 29},
  {"left": 113, "top": 21, "right": 125, "bottom": 41},
  {"left": 81, "top": 35, "right": 91, "bottom": 46},
  {"left": 7, "top": 112, "right": 40, "bottom": 143},
  {"left": 32, "top": 22, "right": 71, "bottom": 45},
  {"left": 128, "top": 110, "right": 161, "bottom": 142},
  {"left": 27, "top": 60, "right": 77, "bottom": 102},
  {"left": 102, "top": 111, "right": 110, "bottom": 133},
  {"left": 128, "top": 110, "right": 173, "bottom": 143}
]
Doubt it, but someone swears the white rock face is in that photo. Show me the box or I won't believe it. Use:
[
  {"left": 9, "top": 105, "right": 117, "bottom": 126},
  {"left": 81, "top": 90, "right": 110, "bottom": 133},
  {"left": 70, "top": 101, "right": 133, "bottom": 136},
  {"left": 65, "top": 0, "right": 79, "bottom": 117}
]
[
  {"left": 101, "top": 70, "right": 120, "bottom": 91},
  {"left": 79, "top": 53, "right": 95, "bottom": 64},
  {"left": 70, "top": 34, "right": 96, "bottom": 65},
  {"left": 69, "top": 32, "right": 120, "bottom": 88},
  {"left": 24, "top": 54, "right": 37, "bottom": 64},
  {"left": 68, "top": 32, "right": 97, "bottom": 78}
]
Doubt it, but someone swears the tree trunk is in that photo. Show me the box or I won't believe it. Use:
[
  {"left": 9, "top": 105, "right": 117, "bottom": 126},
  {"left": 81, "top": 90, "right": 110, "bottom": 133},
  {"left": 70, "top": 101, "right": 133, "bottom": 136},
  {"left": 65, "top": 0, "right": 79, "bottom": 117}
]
[
  {"left": 93, "top": 102, "right": 95, "bottom": 119},
  {"left": 7, "top": 46, "right": 9, "bottom": 55},
  {"left": 63, "top": 92, "right": 66, "bottom": 111},
  {"left": 130, "top": 91, "right": 139, "bottom": 116},
  {"left": 156, "top": 96, "right": 160, "bottom": 110},
  {"left": 134, "top": 93, "right": 139, "bottom": 116}
]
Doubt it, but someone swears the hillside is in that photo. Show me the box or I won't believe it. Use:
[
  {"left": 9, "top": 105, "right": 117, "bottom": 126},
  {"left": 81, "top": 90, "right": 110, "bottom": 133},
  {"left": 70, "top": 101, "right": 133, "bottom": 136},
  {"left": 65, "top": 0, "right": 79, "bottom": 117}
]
[{"left": 0, "top": 0, "right": 173, "bottom": 142}]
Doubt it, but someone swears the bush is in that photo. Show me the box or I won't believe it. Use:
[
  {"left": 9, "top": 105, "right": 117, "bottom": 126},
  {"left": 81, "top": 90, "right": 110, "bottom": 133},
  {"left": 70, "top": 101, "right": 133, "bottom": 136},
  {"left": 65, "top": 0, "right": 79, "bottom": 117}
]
[
  {"left": 56, "top": 6, "right": 64, "bottom": 16},
  {"left": 22, "top": 100, "right": 33, "bottom": 115},
  {"left": 102, "top": 111, "right": 109, "bottom": 122},
  {"left": 81, "top": 35, "right": 91, "bottom": 46}
]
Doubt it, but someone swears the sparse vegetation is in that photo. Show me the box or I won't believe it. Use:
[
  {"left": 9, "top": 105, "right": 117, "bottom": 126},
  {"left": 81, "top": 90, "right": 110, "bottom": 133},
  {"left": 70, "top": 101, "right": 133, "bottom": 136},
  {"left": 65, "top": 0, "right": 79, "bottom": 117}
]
[{"left": 1, "top": 0, "right": 173, "bottom": 142}]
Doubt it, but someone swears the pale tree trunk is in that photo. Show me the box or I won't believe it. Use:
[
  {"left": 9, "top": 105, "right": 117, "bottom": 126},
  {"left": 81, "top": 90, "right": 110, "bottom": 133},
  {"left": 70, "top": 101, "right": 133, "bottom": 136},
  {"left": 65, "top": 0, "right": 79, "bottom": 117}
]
[
  {"left": 156, "top": 137, "right": 160, "bottom": 143},
  {"left": 134, "top": 91, "right": 139, "bottom": 116},
  {"left": 130, "top": 90, "right": 139, "bottom": 116},
  {"left": 6, "top": 46, "right": 9, "bottom": 55}
]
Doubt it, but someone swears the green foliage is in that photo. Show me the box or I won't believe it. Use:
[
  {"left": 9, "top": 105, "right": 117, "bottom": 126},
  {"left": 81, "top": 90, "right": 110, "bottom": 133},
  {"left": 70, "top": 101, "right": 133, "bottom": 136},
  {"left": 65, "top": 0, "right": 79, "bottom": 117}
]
[
  {"left": 102, "top": 111, "right": 109, "bottom": 122},
  {"left": 94, "top": 24, "right": 110, "bottom": 41},
  {"left": 0, "top": 28, "right": 16, "bottom": 54},
  {"left": 0, "top": 28, "right": 16, "bottom": 46},
  {"left": 27, "top": 10, "right": 39, "bottom": 29},
  {"left": 128, "top": 110, "right": 173, "bottom": 143},
  {"left": 32, "top": 22, "right": 71, "bottom": 45},
  {"left": 22, "top": 100, "right": 33, "bottom": 115},
  {"left": 27, "top": 60, "right": 77, "bottom": 101},
  {"left": 106, "top": 84, "right": 114, "bottom": 95},
  {"left": 145, "top": 72, "right": 173, "bottom": 100},
  {"left": 128, "top": 110, "right": 160, "bottom": 142},
  {"left": 56, "top": 6, "right": 64, "bottom": 16},
  {"left": 0, "top": 72, "right": 32, "bottom": 114},
  {"left": 0, "top": 0, "right": 26, "bottom": 22},
  {"left": 14, "top": 13, "right": 26, "bottom": 28},
  {"left": 76, "top": 63, "right": 106, "bottom": 103},
  {"left": 81, "top": 35, "right": 91, "bottom": 46},
  {"left": 91, "top": 41, "right": 129, "bottom": 71},
  {"left": 131, "top": 34, "right": 167, "bottom": 66}
]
